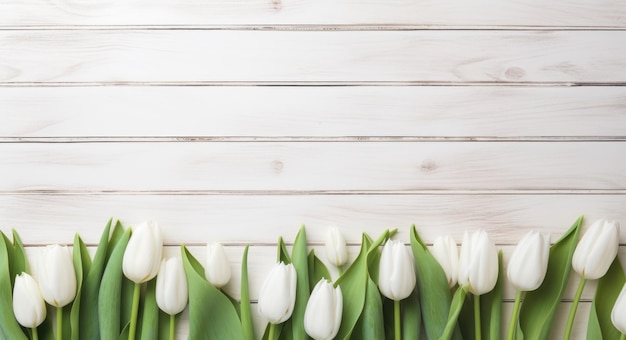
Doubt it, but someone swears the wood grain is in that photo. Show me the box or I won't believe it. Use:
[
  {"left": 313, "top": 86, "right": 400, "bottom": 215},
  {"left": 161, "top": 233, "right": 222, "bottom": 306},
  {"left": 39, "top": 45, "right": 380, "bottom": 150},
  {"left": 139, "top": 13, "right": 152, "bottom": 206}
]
[
  {"left": 2, "top": 194, "right": 623, "bottom": 245},
  {"left": 1, "top": 31, "right": 625, "bottom": 83},
  {"left": 2, "top": 86, "right": 625, "bottom": 138},
  {"left": 1, "top": 142, "right": 625, "bottom": 191},
  {"left": 1, "top": 0, "right": 624, "bottom": 28}
]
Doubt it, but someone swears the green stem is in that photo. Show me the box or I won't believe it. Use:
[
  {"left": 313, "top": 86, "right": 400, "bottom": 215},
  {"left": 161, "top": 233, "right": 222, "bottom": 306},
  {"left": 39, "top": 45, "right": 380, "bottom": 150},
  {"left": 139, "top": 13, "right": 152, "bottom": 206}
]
[
  {"left": 169, "top": 313, "right": 175, "bottom": 340},
  {"left": 32, "top": 327, "right": 38, "bottom": 340},
  {"left": 394, "top": 299, "right": 401, "bottom": 340},
  {"left": 507, "top": 290, "right": 523, "bottom": 340},
  {"left": 620, "top": 333, "right": 626, "bottom": 340},
  {"left": 563, "top": 278, "right": 586, "bottom": 340},
  {"left": 268, "top": 323, "right": 276, "bottom": 340},
  {"left": 474, "top": 295, "right": 481, "bottom": 340},
  {"left": 128, "top": 283, "right": 142, "bottom": 340},
  {"left": 56, "top": 306, "right": 62, "bottom": 340},
  {"left": 337, "top": 266, "right": 344, "bottom": 276}
]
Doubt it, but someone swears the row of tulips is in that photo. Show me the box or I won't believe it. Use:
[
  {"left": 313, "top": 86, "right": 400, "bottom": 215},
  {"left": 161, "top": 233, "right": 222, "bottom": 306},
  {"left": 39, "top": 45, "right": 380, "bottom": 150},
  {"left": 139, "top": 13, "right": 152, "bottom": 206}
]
[{"left": 0, "top": 216, "right": 625, "bottom": 339}]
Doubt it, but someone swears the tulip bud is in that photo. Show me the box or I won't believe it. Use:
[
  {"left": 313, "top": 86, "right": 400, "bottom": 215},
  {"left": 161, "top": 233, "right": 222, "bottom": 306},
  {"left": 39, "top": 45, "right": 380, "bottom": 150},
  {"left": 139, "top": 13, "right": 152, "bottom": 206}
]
[
  {"left": 156, "top": 257, "right": 188, "bottom": 315},
  {"left": 378, "top": 239, "right": 416, "bottom": 301},
  {"left": 38, "top": 244, "right": 77, "bottom": 307},
  {"left": 611, "top": 283, "right": 626, "bottom": 334},
  {"left": 13, "top": 273, "right": 46, "bottom": 328},
  {"left": 304, "top": 279, "right": 343, "bottom": 340},
  {"left": 123, "top": 220, "right": 163, "bottom": 283},
  {"left": 205, "top": 242, "right": 232, "bottom": 288},
  {"left": 431, "top": 235, "right": 459, "bottom": 288},
  {"left": 258, "top": 262, "right": 297, "bottom": 324},
  {"left": 325, "top": 226, "right": 348, "bottom": 267},
  {"left": 458, "top": 230, "right": 498, "bottom": 295},
  {"left": 572, "top": 219, "right": 620, "bottom": 280},
  {"left": 507, "top": 230, "right": 550, "bottom": 291}
]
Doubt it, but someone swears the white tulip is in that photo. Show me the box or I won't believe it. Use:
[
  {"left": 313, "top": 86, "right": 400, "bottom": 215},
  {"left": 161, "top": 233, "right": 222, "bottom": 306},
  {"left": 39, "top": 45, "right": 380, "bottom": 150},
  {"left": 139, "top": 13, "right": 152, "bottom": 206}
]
[
  {"left": 325, "top": 226, "right": 348, "bottom": 267},
  {"left": 205, "top": 242, "right": 232, "bottom": 288},
  {"left": 13, "top": 273, "right": 46, "bottom": 328},
  {"left": 122, "top": 221, "right": 163, "bottom": 283},
  {"left": 431, "top": 235, "right": 459, "bottom": 288},
  {"left": 572, "top": 219, "right": 620, "bottom": 280},
  {"left": 611, "top": 283, "right": 626, "bottom": 334},
  {"left": 507, "top": 230, "right": 550, "bottom": 291},
  {"left": 304, "top": 279, "right": 343, "bottom": 340},
  {"left": 156, "top": 257, "right": 188, "bottom": 315},
  {"left": 378, "top": 239, "right": 416, "bottom": 301},
  {"left": 458, "top": 230, "right": 499, "bottom": 295},
  {"left": 258, "top": 262, "right": 297, "bottom": 324},
  {"left": 38, "top": 244, "right": 77, "bottom": 307}
]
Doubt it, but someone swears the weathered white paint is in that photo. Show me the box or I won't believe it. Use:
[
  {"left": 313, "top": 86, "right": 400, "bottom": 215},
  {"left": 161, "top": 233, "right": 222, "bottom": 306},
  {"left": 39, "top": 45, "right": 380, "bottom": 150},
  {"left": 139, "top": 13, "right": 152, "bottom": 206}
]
[
  {"left": 1, "top": 0, "right": 625, "bottom": 27},
  {"left": 1, "top": 86, "right": 625, "bottom": 137},
  {"left": 1, "top": 31, "right": 625, "bottom": 83}
]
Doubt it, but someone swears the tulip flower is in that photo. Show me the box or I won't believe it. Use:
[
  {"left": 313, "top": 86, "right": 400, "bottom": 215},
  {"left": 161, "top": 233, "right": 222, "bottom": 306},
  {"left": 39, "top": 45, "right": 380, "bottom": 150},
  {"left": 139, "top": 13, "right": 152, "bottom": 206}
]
[
  {"left": 13, "top": 272, "right": 46, "bottom": 339},
  {"left": 458, "top": 229, "right": 498, "bottom": 340},
  {"left": 205, "top": 242, "right": 232, "bottom": 288},
  {"left": 378, "top": 239, "right": 416, "bottom": 340},
  {"left": 611, "top": 283, "right": 626, "bottom": 336},
  {"left": 38, "top": 244, "right": 77, "bottom": 340},
  {"left": 431, "top": 235, "right": 459, "bottom": 288},
  {"left": 325, "top": 226, "right": 348, "bottom": 273},
  {"left": 565, "top": 219, "right": 620, "bottom": 340},
  {"left": 258, "top": 262, "right": 297, "bottom": 339},
  {"left": 122, "top": 220, "right": 163, "bottom": 340},
  {"left": 506, "top": 231, "right": 550, "bottom": 340},
  {"left": 304, "top": 279, "right": 343, "bottom": 340},
  {"left": 156, "top": 257, "right": 188, "bottom": 340}
]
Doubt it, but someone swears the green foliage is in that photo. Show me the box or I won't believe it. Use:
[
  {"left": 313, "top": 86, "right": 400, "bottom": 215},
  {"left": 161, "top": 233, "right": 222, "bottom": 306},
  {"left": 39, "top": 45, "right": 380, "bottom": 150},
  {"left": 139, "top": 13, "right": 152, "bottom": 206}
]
[{"left": 586, "top": 257, "right": 625, "bottom": 339}]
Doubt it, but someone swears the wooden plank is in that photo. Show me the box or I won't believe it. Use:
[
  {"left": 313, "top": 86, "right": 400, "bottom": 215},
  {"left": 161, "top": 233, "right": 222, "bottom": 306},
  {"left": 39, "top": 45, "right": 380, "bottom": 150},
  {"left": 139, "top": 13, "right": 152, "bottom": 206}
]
[
  {"left": 2, "top": 86, "right": 626, "bottom": 138},
  {"left": 1, "top": 142, "right": 625, "bottom": 191},
  {"left": 2, "top": 194, "right": 623, "bottom": 244},
  {"left": 0, "top": 0, "right": 624, "bottom": 27},
  {"left": 1, "top": 31, "right": 625, "bottom": 83}
]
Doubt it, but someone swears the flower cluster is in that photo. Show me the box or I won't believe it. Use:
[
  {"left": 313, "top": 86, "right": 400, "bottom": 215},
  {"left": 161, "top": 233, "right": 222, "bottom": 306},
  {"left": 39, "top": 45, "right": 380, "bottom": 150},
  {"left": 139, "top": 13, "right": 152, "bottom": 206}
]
[{"left": 0, "top": 216, "right": 624, "bottom": 340}]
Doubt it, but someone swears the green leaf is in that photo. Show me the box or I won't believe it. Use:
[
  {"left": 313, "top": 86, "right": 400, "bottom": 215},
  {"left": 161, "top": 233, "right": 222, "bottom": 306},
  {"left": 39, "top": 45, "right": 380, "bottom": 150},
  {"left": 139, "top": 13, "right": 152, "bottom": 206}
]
[
  {"left": 139, "top": 279, "right": 160, "bottom": 340},
  {"left": 98, "top": 227, "right": 131, "bottom": 339},
  {"left": 277, "top": 237, "right": 291, "bottom": 264},
  {"left": 71, "top": 234, "right": 91, "bottom": 340},
  {"left": 240, "top": 245, "right": 255, "bottom": 340},
  {"left": 290, "top": 225, "right": 310, "bottom": 340},
  {"left": 0, "top": 231, "right": 28, "bottom": 339},
  {"left": 80, "top": 218, "right": 114, "bottom": 339},
  {"left": 410, "top": 225, "right": 459, "bottom": 340},
  {"left": 181, "top": 245, "right": 245, "bottom": 340},
  {"left": 11, "top": 230, "right": 29, "bottom": 275},
  {"left": 518, "top": 215, "right": 583, "bottom": 340},
  {"left": 334, "top": 234, "right": 372, "bottom": 340},
  {"left": 439, "top": 287, "right": 467, "bottom": 340},
  {"left": 481, "top": 250, "right": 503, "bottom": 340},
  {"left": 402, "top": 288, "right": 421, "bottom": 340},
  {"left": 307, "top": 249, "right": 331, "bottom": 289},
  {"left": 587, "top": 257, "right": 626, "bottom": 339},
  {"left": 352, "top": 277, "right": 385, "bottom": 340}
]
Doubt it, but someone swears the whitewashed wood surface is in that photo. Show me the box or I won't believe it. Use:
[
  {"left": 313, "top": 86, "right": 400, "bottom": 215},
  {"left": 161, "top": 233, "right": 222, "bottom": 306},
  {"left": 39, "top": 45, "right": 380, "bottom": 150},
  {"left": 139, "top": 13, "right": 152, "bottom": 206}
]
[{"left": 1, "top": 0, "right": 625, "bottom": 338}]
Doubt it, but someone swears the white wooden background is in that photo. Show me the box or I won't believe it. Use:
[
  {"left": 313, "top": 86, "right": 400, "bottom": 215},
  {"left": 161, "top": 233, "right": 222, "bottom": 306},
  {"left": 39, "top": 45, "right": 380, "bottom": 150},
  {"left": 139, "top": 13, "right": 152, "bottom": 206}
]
[{"left": 2, "top": 1, "right": 626, "bottom": 338}]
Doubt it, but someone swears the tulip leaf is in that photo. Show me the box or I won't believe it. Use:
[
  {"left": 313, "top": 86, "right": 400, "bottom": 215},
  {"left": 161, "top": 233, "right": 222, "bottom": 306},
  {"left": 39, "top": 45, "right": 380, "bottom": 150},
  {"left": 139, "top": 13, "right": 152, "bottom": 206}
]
[
  {"left": 181, "top": 245, "right": 245, "bottom": 340},
  {"left": 277, "top": 236, "right": 291, "bottom": 264},
  {"left": 518, "top": 215, "right": 583, "bottom": 340},
  {"left": 410, "top": 225, "right": 460, "bottom": 340},
  {"left": 80, "top": 218, "right": 115, "bottom": 339},
  {"left": 480, "top": 250, "right": 503, "bottom": 340},
  {"left": 289, "top": 225, "right": 310, "bottom": 340},
  {"left": 99, "top": 227, "right": 131, "bottom": 339},
  {"left": 352, "top": 277, "right": 385, "bottom": 340},
  {"left": 71, "top": 234, "right": 91, "bottom": 340},
  {"left": 240, "top": 245, "right": 255, "bottom": 340},
  {"left": 11, "top": 229, "right": 29, "bottom": 275},
  {"left": 307, "top": 249, "right": 331, "bottom": 289},
  {"left": 586, "top": 257, "right": 625, "bottom": 339},
  {"left": 139, "top": 279, "right": 160, "bottom": 340},
  {"left": 0, "top": 231, "right": 28, "bottom": 340},
  {"left": 439, "top": 287, "right": 467, "bottom": 340}
]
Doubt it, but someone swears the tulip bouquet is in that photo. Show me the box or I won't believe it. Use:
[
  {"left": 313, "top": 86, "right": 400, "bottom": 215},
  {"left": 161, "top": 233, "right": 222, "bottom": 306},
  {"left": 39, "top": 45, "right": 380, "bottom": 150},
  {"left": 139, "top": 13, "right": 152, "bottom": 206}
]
[{"left": 0, "top": 215, "right": 624, "bottom": 340}]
